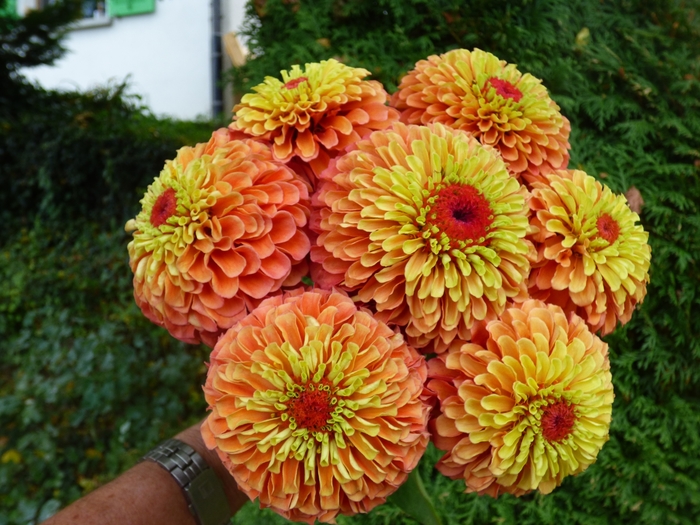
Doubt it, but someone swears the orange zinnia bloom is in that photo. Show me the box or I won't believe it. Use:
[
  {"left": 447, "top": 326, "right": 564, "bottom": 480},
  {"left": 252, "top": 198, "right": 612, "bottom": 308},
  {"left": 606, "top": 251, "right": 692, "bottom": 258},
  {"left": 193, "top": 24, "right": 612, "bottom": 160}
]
[
  {"left": 391, "top": 48, "right": 570, "bottom": 185},
  {"left": 311, "top": 123, "right": 531, "bottom": 353},
  {"left": 528, "top": 169, "right": 651, "bottom": 335},
  {"left": 125, "top": 129, "right": 310, "bottom": 347},
  {"left": 201, "top": 290, "right": 431, "bottom": 523},
  {"left": 231, "top": 59, "right": 398, "bottom": 180},
  {"left": 428, "top": 300, "right": 614, "bottom": 496}
]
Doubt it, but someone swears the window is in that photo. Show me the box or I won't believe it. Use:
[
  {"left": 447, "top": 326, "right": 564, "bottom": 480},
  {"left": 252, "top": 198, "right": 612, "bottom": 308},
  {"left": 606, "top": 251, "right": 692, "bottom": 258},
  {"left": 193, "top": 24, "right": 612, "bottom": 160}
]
[
  {"left": 80, "top": 1, "right": 108, "bottom": 20},
  {"left": 74, "top": 0, "right": 112, "bottom": 29},
  {"left": 32, "top": 0, "right": 110, "bottom": 27},
  {"left": 18, "top": 0, "right": 155, "bottom": 28}
]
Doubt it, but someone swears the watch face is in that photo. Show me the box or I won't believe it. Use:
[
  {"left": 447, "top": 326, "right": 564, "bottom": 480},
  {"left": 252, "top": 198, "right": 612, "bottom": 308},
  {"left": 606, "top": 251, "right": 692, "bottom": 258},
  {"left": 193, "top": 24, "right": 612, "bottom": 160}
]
[{"left": 187, "top": 468, "right": 231, "bottom": 525}]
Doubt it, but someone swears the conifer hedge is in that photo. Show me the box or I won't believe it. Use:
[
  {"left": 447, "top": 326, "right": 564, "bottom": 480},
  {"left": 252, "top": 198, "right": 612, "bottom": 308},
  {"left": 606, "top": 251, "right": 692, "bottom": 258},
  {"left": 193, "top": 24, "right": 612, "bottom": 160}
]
[{"left": 231, "top": 1, "right": 700, "bottom": 523}]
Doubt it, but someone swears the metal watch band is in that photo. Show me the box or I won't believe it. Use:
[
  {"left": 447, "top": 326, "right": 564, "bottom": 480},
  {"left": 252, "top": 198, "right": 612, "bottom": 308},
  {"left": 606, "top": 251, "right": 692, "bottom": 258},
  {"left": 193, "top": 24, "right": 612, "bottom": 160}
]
[{"left": 142, "top": 438, "right": 231, "bottom": 525}]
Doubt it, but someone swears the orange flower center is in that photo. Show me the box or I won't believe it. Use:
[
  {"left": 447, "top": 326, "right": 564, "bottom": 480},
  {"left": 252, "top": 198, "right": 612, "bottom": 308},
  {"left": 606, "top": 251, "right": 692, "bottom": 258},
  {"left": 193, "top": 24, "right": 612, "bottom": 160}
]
[
  {"left": 541, "top": 399, "right": 576, "bottom": 442},
  {"left": 284, "top": 77, "right": 308, "bottom": 90},
  {"left": 487, "top": 77, "right": 523, "bottom": 102},
  {"left": 596, "top": 213, "right": 620, "bottom": 244},
  {"left": 427, "top": 184, "right": 494, "bottom": 246},
  {"left": 287, "top": 382, "right": 334, "bottom": 433},
  {"left": 150, "top": 188, "right": 177, "bottom": 228}
]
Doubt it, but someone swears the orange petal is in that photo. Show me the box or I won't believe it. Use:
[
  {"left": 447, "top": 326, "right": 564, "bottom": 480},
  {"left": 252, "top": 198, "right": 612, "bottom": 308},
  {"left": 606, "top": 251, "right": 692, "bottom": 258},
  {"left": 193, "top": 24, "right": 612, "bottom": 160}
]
[
  {"left": 260, "top": 249, "right": 292, "bottom": 280},
  {"left": 324, "top": 115, "right": 353, "bottom": 135},
  {"left": 238, "top": 273, "right": 275, "bottom": 299},
  {"left": 269, "top": 211, "right": 297, "bottom": 244},
  {"left": 211, "top": 265, "right": 239, "bottom": 299},
  {"left": 212, "top": 250, "right": 246, "bottom": 278},
  {"left": 278, "top": 230, "right": 311, "bottom": 261},
  {"left": 295, "top": 129, "right": 318, "bottom": 160}
]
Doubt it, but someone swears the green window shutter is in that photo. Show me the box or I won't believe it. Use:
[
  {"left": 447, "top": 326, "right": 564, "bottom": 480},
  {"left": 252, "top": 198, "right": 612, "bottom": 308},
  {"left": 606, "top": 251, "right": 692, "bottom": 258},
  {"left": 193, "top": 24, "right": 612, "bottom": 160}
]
[
  {"left": 108, "top": 0, "right": 155, "bottom": 17},
  {"left": 1, "top": 0, "right": 17, "bottom": 17}
]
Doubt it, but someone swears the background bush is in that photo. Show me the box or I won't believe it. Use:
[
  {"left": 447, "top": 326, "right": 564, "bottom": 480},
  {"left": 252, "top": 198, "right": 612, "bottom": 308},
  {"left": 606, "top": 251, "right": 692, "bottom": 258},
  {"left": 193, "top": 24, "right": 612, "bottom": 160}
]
[
  {"left": 0, "top": 84, "right": 218, "bottom": 228},
  {"left": 0, "top": 225, "right": 210, "bottom": 525},
  {"left": 2, "top": 0, "right": 700, "bottom": 524}
]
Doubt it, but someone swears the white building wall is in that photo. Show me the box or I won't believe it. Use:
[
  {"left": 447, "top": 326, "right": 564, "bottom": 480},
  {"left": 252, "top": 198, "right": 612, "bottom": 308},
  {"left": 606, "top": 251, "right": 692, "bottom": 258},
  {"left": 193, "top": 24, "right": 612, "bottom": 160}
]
[{"left": 20, "top": 0, "right": 247, "bottom": 120}]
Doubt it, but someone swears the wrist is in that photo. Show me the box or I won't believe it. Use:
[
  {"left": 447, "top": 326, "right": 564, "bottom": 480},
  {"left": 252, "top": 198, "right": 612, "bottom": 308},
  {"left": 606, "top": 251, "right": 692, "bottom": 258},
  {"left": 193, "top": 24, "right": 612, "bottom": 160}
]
[{"left": 174, "top": 423, "right": 247, "bottom": 516}]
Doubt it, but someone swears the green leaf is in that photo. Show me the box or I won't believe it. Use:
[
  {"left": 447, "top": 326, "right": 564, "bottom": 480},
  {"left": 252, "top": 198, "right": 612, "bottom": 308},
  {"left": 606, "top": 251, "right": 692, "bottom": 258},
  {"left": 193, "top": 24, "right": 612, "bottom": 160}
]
[
  {"left": 389, "top": 469, "right": 442, "bottom": 525},
  {"left": 0, "top": 0, "right": 17, "bottom": 18}
]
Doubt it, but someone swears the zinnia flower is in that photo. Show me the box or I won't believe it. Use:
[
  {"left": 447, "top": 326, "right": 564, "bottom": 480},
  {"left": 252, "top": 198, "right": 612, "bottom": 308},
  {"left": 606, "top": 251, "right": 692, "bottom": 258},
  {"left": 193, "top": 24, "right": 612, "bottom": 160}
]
[
  {"left": 428, "top": 299, "right": 614, "bottom": 496},
  {"left": 201, "top": 290, "right": 430, "bottom": 523},
  {"left": 125, "top": 129, "right": 310, "bottom": 347},
  {"left": 311, "top": 123, "right": 531, "bottom": 353},
  {"left": 231, "top": 58, "right": 399, "bottom": 179},
  {"left": 528, "top": 169, "right": 651, "bottom": 335},
  {"left": 390, "top": 48, "right": 570, "bottom": 185}
]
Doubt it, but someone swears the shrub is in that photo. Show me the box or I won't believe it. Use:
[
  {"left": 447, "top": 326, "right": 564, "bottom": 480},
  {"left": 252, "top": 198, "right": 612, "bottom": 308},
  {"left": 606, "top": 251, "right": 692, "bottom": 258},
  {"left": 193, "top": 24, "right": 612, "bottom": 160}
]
[
  {"left": 0, "top": 84, "right": 219, "bottom": 230},
  {"left": 0, "top": 224, "right": 210, "bottom": 525}
]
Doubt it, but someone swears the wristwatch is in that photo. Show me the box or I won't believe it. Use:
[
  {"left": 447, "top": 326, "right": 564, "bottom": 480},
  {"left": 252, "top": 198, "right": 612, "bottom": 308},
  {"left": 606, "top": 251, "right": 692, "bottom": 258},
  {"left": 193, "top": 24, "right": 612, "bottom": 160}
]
[{"left": 142, "top": 438, "right": 232, "bottom": 525}]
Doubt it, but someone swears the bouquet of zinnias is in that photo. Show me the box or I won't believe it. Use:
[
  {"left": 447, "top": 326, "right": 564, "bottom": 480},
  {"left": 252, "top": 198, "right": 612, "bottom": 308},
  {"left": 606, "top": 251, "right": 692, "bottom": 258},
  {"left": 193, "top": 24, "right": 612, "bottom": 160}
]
[{"left": 125, "top": 49, "right": 651, "bottom": 523}]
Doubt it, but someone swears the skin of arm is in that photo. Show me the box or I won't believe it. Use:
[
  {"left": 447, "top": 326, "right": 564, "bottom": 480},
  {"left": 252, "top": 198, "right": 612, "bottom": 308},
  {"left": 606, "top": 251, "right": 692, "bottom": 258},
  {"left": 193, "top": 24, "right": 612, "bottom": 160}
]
[{"left": 42, "top": 422, "right": 247, "bottom": 525}]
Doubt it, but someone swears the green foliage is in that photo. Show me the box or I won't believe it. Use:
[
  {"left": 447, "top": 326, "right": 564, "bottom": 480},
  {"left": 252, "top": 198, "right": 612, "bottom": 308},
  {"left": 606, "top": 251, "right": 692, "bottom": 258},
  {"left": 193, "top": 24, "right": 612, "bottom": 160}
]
[
  {"left": 388, "top": 470, "right": 442, "bottom": 525},
  {"left": 231, "top": 0, "right": 455, "bottom": 93},
  {"left": 0, "top": 225, "right": 210, "bottom": 525},
  {"left": 0, "top": 82, "right": 219, "bottom": 522},
  {"left": 0, "top": 83, "right": 218, "bottom": 229},
  {"left": 230, "top": 0, "right": 700, "bottom": 523}
]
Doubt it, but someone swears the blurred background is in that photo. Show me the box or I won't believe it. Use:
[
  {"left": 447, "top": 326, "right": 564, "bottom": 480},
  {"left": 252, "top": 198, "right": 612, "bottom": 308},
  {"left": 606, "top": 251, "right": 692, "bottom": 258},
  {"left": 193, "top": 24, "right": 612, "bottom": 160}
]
[{"left": 1, "top": 1, "right": 699, "bottom": 524}]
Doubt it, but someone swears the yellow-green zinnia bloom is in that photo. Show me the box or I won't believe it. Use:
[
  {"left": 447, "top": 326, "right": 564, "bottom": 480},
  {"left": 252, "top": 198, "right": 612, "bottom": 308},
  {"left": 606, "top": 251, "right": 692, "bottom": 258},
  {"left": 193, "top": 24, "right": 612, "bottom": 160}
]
[
  {"left": 528, "top": 169, "right": 651, "bottom": 335},
  {"left": 428, "top": 300, "right": 614, "bottom": 496},
  {"left": 390, "top": 48, "right": 571, "bottom": 185},
  {"left": 125, "top": 129, "right": 310, "bottom": 347},
  {"left": 311, "top": 122, "right": 532, "bottom": 354},
  {"left": 202, "top": 290, "right": 431, "bottom": 523},
  {"left": 231, "top": 59, "right": 398, "bottom": 178}
]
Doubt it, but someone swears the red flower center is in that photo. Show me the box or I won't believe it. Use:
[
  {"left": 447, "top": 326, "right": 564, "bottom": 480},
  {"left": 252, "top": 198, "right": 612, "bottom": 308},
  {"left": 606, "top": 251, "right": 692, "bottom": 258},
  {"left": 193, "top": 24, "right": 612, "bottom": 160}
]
[
  {"left": 284, "top": 76, "right": 308, "bottom": 90},
  {"left": 150, "top": 188, "right": 177, "bottom": 228},
  {"left": 541, "top": 399, "right": 577, "bottom": 442},
  {"left": 427, "top": 184, "right": 494, "bottom": 246},
  {"left": 487, "top": 77, "right": 523, "bottom": 102},
  {"left": 597, "top": 213, "right": 620, "bottom": 244},
  {"left": 287, "top": 382, "right": 334, "bottom": 433}
]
